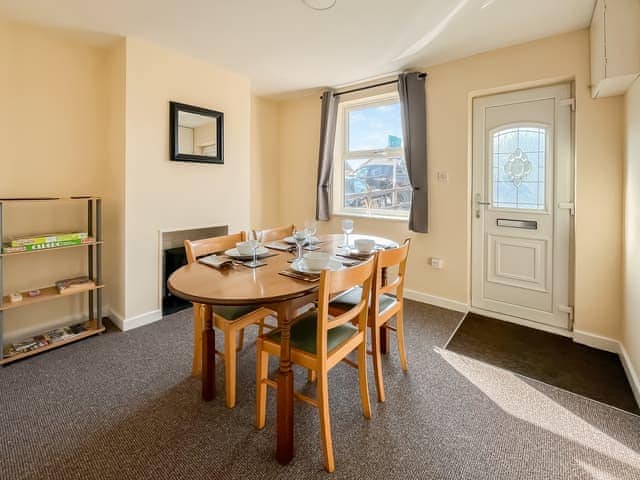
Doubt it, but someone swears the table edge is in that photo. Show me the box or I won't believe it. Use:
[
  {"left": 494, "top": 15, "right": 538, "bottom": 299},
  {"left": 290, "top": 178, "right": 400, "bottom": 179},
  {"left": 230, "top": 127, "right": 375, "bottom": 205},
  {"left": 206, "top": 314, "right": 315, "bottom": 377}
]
[{"left": 167, "top": 278, "right": 318, "bottom": 306}]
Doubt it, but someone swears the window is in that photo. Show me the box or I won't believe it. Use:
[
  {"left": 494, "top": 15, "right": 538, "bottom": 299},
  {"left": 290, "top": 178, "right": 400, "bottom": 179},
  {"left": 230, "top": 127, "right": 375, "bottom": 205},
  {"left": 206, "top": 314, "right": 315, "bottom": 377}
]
[
  {"left": 492, "top": 126, "right": 546, "bottom": 210},
  {"left": 332, "top": 92, "right": 410, "bottom": 219}
]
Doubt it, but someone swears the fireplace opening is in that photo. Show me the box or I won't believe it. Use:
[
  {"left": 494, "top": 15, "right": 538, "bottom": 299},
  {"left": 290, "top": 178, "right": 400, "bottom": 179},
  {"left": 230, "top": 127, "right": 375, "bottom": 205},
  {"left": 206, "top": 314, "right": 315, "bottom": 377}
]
[
  {"left": 160, "top": 224, "right": 229, "bottom": 316},
  {"left": 162, "top": 246, "right": 191, "bottom": 315}
]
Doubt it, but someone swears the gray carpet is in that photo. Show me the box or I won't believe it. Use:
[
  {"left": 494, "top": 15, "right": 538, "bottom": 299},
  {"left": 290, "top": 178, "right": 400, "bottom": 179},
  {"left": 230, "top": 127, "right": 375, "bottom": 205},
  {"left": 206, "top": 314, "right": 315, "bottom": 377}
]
[{"left": 0, "top": 300, "right": 639, "bottom": 479}]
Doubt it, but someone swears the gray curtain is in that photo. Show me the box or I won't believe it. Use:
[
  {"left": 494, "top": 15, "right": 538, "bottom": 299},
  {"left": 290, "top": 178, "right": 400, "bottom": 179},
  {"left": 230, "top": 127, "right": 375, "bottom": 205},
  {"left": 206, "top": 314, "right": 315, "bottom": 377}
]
[
  {"left": 398, "top": 72, "right": 428, "bottom": 233},
  {"left": 316, "top": 90, "right": 338, "bottom": 221}
]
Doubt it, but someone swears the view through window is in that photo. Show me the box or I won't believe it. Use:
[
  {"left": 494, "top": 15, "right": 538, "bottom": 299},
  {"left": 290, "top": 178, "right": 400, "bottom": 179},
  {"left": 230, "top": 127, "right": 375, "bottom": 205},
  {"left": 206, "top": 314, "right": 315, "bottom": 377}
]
[{"left": 334, "top": 94, "right": 411, "bottom": 219}]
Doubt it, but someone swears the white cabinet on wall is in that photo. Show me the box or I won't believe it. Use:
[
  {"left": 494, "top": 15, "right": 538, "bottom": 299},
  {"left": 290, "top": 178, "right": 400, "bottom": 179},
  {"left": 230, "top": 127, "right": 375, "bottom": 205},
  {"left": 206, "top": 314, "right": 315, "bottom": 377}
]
[{"left": 590, "top": 0, "right": 640, "bottom": 98}]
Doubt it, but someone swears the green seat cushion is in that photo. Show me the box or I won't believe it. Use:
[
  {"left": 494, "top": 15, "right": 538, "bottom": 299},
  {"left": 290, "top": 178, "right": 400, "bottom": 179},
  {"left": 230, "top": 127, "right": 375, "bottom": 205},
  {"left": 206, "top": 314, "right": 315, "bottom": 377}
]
[
  {"left": 212, "top": 304, "right": 260, "bottom": 320},
  {"left": 267, "top": 311, "right": 357, "bottom": 355},
  {"left": 330, "top": 287, "right": 397, "bottom": 313}
]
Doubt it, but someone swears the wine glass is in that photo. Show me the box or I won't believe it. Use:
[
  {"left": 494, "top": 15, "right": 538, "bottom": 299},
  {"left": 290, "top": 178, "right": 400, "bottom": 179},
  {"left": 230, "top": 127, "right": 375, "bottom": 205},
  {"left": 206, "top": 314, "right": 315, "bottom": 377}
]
[
  {"left": 293, "top": 230, "right": 307, "bottom": 261},
  {"left": 341, "top": 219, "right": 354, "bottom": 249},
  {"left": 304, "top": 220, "right": 317, "bottom": 247},
  {"left": 246, "top": 230, "right": 264, "bottom": 268}
]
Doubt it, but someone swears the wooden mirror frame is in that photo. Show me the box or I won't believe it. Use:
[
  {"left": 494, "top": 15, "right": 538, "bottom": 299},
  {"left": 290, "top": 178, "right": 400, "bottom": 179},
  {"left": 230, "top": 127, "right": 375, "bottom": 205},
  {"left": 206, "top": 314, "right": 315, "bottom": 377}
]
[{"left": 170, "top": 101, "right": 224, "bottom": 164}]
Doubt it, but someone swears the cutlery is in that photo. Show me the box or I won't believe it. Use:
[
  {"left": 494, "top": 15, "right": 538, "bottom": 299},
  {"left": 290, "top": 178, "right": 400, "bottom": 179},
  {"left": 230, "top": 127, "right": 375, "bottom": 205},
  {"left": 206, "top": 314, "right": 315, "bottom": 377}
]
[
  {"left": 336, "top": 253, "right": 372, "bottom": 260},
  {"left": 337, "top": 259, "right": 361, "bottom": 266},
  {"left": 278, "top": 270, "right": 320, "bottom": 282}
]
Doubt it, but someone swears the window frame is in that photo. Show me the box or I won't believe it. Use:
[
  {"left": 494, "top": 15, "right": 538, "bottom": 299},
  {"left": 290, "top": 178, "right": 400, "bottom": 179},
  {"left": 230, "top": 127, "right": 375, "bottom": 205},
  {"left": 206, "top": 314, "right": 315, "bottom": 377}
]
[{"left": 332, "top": 91, "right": 410, "bottom": 220}]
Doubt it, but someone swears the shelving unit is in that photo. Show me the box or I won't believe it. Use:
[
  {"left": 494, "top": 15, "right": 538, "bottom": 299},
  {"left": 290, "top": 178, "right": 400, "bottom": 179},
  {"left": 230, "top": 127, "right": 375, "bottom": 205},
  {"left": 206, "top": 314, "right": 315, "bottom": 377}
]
[
  {"left": 1, "top": 284, "right": 104, "bottom": 311},
  {"left": 0, "top": 196, "right": 104, "bottom": 365}
]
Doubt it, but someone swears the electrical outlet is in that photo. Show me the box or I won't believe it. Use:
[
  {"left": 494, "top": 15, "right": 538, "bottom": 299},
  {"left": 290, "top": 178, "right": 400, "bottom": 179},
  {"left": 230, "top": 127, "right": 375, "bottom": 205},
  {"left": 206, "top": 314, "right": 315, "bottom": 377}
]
[{"left": 430, "top": 257, "right": 444, "bottom": 269}]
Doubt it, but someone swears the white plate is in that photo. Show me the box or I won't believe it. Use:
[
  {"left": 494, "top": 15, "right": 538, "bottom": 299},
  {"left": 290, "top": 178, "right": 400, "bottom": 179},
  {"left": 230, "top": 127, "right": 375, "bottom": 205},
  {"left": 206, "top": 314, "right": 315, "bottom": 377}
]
[
  {"left": 349, "top": 248, "right": 377, "bottom": 255},
  {"left": 283, "top": 236, "right": 319, "bottom": 245},
  {"left": 225, "top": 246, "right": 270, "bottom": 259},
  {"left": 290, "top": 258, "right": 344, "bottom": 274}
]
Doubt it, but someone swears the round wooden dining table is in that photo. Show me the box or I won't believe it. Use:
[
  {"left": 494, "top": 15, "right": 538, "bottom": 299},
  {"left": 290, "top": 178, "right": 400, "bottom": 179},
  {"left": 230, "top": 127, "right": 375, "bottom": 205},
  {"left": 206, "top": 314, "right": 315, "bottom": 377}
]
[{"left": 167, "top": 233, "right": 397, "bottom": 465}]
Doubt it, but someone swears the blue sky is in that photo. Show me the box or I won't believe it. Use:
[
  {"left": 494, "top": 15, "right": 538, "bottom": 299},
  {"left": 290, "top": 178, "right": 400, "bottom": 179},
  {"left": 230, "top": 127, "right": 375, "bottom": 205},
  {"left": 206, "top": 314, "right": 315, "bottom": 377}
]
[{"left": 348, "top": 103, "right": 403, "bottom": 151}]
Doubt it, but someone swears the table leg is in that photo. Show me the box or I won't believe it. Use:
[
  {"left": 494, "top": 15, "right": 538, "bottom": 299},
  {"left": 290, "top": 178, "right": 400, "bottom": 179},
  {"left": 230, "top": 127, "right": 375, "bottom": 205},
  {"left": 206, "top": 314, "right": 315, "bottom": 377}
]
[
  {"left": 275, "top": 301, "right": 294, "bottom": 464},
  {"left": 380, "top": 266, "right": 390, "bottom": 355},
  {"left": 380, "top": 326, "right": 389, "bottom": 355},
  {"left": 201, "top": 304, "right": 215, "bottom": 401}
]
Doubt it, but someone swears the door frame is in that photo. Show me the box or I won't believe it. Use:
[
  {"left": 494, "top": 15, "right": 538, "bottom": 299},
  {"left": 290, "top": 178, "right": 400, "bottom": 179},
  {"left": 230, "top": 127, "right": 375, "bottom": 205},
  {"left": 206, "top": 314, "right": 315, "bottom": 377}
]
[{"left": 466, "top": 79, "right": 576, "bottom": 337}]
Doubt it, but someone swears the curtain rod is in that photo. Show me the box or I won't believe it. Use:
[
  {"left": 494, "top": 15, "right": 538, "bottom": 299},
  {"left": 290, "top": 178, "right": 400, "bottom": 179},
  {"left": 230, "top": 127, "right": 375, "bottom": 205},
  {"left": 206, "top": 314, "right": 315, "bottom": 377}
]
[{"left": 320, "top": 73, "right": 426, "bottom": 99}]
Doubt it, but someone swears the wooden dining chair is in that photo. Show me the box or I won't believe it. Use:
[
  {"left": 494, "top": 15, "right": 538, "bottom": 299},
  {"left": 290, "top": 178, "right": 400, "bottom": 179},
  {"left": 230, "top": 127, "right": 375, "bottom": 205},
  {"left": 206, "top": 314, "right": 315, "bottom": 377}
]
[
  {"left": 329, "top": 239, "right": 411, "bottom": 403},
  {"left": 185, "top": 232, "right": 274, "bottom": 408},
  {"left": 253, "top": 224, "right": 295, "bottom": 243},
  {"left": 256, "top": 258, "right": 375, "bottom": 473}
]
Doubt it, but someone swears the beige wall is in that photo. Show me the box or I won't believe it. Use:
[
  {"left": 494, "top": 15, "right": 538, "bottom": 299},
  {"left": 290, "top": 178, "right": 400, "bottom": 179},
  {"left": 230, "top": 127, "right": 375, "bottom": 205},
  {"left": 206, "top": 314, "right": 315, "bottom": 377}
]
[
  {"left": 103, "top": 39, "right": 126, "bottom": 319},
  {"left": 123, "top": 38, "right": 252, "bottom": 318},
  {"left": 0, "top": 21, "right": 111, "bottom": 341},
  {"left": 0, "top": 27, "right": 255, "bottom": 327},
  {"left": 276, "top": 29, "right": 624, "bottom": 339},
  {"left": 0, "top": 22, "right": 626, "bottom": 347},
  {"left": 623, "top": 78, "right": 640, "bottom": 376},
  {"left": 250, "top": 96, "right": 281, "bottom": 229}
]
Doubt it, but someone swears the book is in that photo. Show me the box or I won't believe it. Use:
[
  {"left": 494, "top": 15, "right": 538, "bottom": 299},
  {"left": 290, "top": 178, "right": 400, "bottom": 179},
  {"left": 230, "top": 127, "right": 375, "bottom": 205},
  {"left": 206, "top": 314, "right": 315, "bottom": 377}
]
[
  {"left": 55, "top": 276, "right": 95, "bottom": 294},
  {"left": 10, "top": 232, "right": 88, "bottom": 247},
  {"left": 2, "top": 237, "right": 93, "bottom": 253},
  {"left": 1, "top": 324, "right": 92, "bottom": 359},
  {"left": 45, "top": 328, "right": 71, "bottom": 343},
  {"left": 33, "top": 335, "right": 48, "bottom": 348},
  {"left": 11, "top": 339, "right": 38, "bottom": 354}
]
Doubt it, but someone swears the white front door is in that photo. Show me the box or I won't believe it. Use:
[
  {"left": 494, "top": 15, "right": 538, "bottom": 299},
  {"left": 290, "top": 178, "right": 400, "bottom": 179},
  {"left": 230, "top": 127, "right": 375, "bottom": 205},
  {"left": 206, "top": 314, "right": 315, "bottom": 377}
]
[{"left": 471, "top": 83, "right": 574, "bottom": 330}]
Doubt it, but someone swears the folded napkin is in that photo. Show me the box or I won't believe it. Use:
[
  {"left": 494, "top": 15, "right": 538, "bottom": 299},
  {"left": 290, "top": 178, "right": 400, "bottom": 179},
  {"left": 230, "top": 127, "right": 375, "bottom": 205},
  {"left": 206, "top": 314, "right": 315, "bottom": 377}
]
[
  {"left": 265, "top": 241, "right": 294, "bottom": 251},
  {"left": 199, "top": 254, "right": 233, "bottom": 269}
]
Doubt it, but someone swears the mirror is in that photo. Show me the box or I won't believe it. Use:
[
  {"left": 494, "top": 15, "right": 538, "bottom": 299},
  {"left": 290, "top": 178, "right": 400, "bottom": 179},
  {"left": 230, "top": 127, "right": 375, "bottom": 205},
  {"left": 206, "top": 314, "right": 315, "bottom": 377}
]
[{"left": 170, "top": 102, "right": 224, "bottom": 163}]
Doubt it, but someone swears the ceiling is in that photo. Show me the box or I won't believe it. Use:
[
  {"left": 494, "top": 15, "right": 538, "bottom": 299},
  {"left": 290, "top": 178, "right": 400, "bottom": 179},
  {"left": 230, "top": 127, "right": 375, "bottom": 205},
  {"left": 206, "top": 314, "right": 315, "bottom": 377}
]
[{"left": 0, "top": 0, "right": 595, "bottom": 95}]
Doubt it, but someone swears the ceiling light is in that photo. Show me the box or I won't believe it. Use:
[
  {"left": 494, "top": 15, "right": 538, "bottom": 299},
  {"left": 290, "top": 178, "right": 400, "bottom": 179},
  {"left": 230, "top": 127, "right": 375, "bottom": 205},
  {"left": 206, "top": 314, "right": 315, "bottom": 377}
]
[{"left": 302, "top": 0, "right": 337, "bottom": 11}]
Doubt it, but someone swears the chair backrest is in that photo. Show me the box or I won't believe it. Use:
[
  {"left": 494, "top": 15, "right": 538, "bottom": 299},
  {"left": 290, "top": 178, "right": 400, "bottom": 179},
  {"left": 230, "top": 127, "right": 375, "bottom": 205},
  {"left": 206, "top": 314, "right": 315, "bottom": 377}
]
[
  {"left": 315, "top": 258, "right": 375, "bottom": 356},
  {"left": 184, "top": 231, "right": 246, "bottom": 264},
  {"left": 372, "top": 238, "right": 411, "bottom": 314},
  {"left": 254, "top": 224, "right": 295, "bottom": 243}
]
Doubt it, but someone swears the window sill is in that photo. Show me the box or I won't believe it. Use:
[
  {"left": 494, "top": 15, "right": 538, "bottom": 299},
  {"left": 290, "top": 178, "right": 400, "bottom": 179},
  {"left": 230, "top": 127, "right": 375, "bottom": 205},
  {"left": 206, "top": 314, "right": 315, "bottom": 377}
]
[{"left": 331, "top": 211, "right": 409, "bottom": 223}]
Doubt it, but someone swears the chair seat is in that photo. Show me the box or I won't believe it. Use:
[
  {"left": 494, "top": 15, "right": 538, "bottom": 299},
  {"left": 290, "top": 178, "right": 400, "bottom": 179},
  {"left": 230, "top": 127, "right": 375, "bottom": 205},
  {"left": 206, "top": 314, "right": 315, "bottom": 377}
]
[
  {"left": 212, "top": 304, "right": 261, "bottom": 321},
  {"left": 266, "top": 311, "right": 357, "bottom": 355},
  {"left": 330, "top": 287, "right": 396, "bottom": 313}
]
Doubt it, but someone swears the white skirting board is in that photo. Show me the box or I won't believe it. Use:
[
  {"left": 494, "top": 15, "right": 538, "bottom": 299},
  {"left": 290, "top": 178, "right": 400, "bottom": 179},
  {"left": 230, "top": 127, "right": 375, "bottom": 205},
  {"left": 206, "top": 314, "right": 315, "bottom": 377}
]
[
  {"left": 619, "top": 343, "right": 640, "bottom": 407},
  {"left": 107, "top": 307, "right": 163, "bottom": 332},
  {"left": 572, "top": 329, "right": 619, "bottom": 353},
  {"left": 403, "top": 289, "right": 469, "bottom": 313}
]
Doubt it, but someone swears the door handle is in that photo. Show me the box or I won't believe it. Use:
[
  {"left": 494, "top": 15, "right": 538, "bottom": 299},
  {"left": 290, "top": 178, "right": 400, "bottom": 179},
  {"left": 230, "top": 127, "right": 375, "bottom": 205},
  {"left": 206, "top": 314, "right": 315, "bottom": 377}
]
[{"left": 475, "top": 193, "right": 490, "bottom": 218}]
